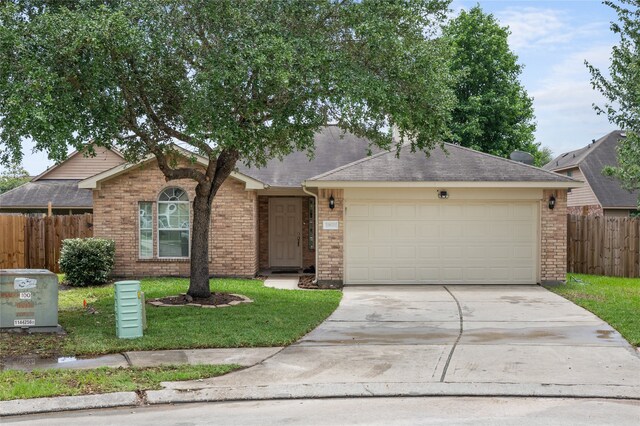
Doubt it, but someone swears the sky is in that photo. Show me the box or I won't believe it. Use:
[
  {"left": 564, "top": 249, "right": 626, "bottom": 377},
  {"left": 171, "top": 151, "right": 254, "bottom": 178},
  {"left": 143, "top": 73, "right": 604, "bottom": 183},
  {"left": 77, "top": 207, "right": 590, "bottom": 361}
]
[{"left": 10, "top": 0, "right": 621, "bottom": 175}]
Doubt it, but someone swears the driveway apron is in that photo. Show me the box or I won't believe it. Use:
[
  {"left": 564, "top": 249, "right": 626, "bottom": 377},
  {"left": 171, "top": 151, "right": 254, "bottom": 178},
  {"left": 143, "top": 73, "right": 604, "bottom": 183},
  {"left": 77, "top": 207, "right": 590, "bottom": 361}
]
[{"left": 165, "top": 285, "right": 640, "bottom": 394}]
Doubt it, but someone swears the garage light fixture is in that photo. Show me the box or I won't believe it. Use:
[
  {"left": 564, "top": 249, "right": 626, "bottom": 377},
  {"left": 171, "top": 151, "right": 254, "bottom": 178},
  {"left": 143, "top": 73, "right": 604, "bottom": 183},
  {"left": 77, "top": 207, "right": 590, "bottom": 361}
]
[
  {"left": 548, "top": 194, "right": 556, "bottom": 210},
  {"left": 329, "top": 194, "right": 335, "bottom": 210},
  {"left": 437, "top": 190, "right": 449, "bottom": 199}
]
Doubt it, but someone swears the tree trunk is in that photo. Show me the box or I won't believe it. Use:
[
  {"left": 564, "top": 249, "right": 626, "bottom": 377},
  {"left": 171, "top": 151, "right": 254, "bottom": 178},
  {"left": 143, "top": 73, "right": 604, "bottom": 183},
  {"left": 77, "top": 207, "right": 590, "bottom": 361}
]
[{"left": 188, "top": 186, "right": 214, "bottom": 298}]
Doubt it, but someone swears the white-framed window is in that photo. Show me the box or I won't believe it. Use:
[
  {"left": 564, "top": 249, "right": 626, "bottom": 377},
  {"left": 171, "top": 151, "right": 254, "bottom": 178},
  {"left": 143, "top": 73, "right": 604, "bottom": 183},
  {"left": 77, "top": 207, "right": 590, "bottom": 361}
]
[
  {"left": 157, "top": 187, "right": 190, "bottom": 258},
  {"left": 139, "top": 202, "right": 153, "bottom": 258}
]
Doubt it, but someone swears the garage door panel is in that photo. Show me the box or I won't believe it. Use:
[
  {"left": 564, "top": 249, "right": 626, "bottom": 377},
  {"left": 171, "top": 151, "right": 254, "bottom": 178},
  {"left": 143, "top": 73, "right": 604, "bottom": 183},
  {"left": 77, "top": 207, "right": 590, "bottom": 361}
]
[{"left": 345, "top": 200, "right": 538, "bottom": 285}]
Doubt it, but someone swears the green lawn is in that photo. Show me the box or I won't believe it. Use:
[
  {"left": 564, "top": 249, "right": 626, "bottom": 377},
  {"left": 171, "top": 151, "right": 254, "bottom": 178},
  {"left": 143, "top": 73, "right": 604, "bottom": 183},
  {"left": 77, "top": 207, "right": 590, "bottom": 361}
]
[
  {"left": 0, "top": 364, "right": 238, "bottom": 401},
  {"left": 0, "top": 278, "right": 341, "bottom": 359},
  {"left": 547, "top": 274, "right": 640, "bottom": 347}
]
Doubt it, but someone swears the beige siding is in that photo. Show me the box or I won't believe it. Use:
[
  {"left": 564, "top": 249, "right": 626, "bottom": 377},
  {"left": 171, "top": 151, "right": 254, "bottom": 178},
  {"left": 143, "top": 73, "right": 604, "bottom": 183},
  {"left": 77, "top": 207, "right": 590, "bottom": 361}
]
[
  {"left": 604, "top": 209, "right": 632, "bottom": 218},
  {"left": 40, "top": 147, "right": 124, "bottom": 180},
  {"left": 566, "top": 167, "right": 600, "bottom": 208}
]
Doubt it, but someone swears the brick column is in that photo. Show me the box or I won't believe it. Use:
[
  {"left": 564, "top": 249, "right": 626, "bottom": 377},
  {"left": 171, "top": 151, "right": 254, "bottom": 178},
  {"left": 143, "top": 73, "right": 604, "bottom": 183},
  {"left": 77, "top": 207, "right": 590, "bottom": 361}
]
[
  {"left": 541, "top": 189, "right": 567, "bottom": 283},
  {"left": 317, "top": 188, "right": 344, "bottom": 287}
]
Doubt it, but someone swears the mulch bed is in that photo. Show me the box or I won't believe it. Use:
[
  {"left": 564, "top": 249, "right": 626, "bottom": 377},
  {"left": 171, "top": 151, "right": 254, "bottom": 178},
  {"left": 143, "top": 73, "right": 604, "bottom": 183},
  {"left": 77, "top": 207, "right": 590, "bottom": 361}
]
[
  {"left": 154, "top": 293, "right": 243, "bottom": 306},
  {"left": 147, "top": 292, "right": 252, "bottom": 308},
  {"left": 298, "top": 276, "right": 320, "bottom": 289}
]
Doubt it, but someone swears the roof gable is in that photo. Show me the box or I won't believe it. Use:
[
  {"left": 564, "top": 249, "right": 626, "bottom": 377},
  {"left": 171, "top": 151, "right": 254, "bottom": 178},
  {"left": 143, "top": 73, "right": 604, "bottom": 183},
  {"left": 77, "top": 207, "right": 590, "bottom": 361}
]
[
  {"left": 79, "top": 148, "right": 265, "bottom": 190},
  {"left": 34, "top": 145, "right": 125, "bottom": 181},
  {"left": 305, "top": 143, "right": 578, "bottom": 187}
]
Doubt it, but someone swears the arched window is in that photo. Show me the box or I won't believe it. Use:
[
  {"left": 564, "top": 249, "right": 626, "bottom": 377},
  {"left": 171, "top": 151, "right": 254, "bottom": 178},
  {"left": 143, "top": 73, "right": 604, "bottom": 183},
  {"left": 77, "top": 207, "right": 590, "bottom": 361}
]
[{"left": 157, "top": 187, "right": 190, "bottom": 258}]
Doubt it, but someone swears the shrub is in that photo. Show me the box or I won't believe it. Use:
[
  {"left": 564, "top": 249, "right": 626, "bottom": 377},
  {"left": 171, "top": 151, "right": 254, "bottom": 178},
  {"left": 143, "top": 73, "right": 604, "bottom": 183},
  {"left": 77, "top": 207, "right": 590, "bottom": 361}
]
[{"left": 59, "top": 238, "right": 115, "bottom": 287}]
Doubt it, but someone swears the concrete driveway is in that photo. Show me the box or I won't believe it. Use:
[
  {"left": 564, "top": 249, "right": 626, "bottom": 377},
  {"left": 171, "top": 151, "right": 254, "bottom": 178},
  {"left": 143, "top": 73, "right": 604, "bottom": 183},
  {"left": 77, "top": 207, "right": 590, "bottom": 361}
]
[{"left": 159, "top": 285, "right": 640, "bottom": 400}]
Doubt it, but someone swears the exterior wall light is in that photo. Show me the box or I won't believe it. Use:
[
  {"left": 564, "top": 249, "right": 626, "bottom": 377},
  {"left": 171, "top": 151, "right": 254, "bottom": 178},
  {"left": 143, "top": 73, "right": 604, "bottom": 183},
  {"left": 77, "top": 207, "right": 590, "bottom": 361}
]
[
  {"left": 549, "top": 194, "right": 556, "bottom": 210},
  {"left": 437, "top": 190, "right": 449, "bottom": 199},
  {"left": 329, "top": 194, "right": 335, "bottom": 210}
]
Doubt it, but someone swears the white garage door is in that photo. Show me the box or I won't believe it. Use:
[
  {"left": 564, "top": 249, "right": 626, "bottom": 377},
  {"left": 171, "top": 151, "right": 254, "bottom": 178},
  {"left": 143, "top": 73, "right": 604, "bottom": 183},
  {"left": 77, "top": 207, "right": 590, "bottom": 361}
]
[{"left": 345, "top": 201, "right": 538, "bottom": 285}]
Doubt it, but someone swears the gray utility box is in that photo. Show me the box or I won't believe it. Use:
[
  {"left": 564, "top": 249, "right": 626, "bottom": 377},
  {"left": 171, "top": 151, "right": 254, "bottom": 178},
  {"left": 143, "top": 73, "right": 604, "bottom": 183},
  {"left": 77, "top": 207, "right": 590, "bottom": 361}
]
[{"left": 0, "top": 269, "right": 59, "bottom": 332}]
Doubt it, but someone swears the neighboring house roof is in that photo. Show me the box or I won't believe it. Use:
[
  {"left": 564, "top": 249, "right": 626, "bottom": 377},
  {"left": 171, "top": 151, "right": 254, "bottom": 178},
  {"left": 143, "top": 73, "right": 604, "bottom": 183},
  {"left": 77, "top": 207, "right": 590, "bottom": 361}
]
[
  {"left": 544, "top": 130, "right": 639, "bottom": 208},
  {"left": 238, "top": 126, "right": 385, "bottom": 187},
  {"left": 0, "top": 179, "right": 93, "bottom": 209},
  {"left": 305, "top": 143, "right": 578, "bottom": 187},
  {"left": 33, "top": 145, "right": 125, "bottom": 181}
]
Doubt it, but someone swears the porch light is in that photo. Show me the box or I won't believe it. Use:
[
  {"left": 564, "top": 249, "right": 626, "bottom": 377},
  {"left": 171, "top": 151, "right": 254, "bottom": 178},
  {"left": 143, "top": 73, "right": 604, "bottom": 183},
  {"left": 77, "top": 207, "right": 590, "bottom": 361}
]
[
  {"left": 437, "top": 190, "right": 449, "bottom": 199},
  {"left": 549, "top": 194, "right": 556, "bottom": 210},
  {"left": 329, "top": 194, "right": 335, "bottom": 210}
]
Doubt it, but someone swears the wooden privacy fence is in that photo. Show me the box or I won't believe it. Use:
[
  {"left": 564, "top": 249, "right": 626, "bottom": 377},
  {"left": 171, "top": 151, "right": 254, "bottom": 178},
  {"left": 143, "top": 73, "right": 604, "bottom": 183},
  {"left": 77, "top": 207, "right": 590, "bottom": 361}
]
[
  {"left": 567, "top": 214, "right": 640, "bottom": 278},
  {"left": 0, "top": 214, "right": 93, "bottom": 273}
]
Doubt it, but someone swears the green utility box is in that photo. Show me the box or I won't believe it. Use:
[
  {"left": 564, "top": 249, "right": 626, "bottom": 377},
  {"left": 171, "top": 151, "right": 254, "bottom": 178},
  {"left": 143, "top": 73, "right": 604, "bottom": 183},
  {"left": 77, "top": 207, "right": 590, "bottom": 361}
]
[
  {"left": 0, "top": 269, "right": 60, "bottom": 332},
  {"left": 114, "top": 280, "right": 144, "bottom": 339}
]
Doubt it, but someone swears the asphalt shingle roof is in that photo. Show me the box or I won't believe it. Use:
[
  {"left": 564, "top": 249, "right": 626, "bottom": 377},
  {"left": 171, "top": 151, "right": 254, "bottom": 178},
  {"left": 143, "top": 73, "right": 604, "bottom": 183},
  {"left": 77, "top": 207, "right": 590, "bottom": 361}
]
[
  {"left": 0, "top": 180, "right": 93, "bottom": 208},
  {"left": 308, "top": 143, "right": 577, "bottom": 183},
  {"left": 238, "top": 126, "right": 384, "bottom": 187},
  {"left": 545, "top": 130, "right": 639, "bottom": 208}
]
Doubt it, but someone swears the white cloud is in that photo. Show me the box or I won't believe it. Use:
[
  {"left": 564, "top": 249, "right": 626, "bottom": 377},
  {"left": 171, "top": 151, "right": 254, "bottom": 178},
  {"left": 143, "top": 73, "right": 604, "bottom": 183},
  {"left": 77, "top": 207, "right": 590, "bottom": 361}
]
[
  {"left": 497, "top": 7, "right": 607, "bottom": 51},
  {"left": 531, "top": 44, "right": 615, "bottom": 155}
]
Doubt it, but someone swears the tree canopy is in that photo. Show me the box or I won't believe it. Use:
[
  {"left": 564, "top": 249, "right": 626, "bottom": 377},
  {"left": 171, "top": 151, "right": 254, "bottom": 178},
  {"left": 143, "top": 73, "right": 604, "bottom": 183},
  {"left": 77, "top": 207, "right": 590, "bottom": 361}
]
[
  {"left": 587, "top": 0, "right": 640, "bottom": 201},
  {"left": 0, "top": 163, "right": 30, "bottom": 194},
  {"left": 0, "top": 0, "right": 456, "bottom": 296},
  {"left": 442, "top": 6, "right": 546, "bottom": 164}
]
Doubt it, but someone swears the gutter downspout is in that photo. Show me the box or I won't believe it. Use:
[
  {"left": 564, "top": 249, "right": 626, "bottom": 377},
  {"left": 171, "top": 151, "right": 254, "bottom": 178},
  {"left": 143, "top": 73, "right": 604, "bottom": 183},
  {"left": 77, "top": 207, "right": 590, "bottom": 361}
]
[{"left": 302, "top": 184, "right": 319, "bottom": 284}]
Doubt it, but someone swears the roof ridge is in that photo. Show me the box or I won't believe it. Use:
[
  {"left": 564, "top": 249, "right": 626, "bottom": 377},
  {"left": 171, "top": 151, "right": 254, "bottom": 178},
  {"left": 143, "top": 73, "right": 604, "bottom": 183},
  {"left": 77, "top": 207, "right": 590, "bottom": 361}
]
[
  {"left": 443, "top": 143, "right": 579, "bottom": 183},
  {"left": 306, "top": 144, "right": 399, "bottom": 181}
]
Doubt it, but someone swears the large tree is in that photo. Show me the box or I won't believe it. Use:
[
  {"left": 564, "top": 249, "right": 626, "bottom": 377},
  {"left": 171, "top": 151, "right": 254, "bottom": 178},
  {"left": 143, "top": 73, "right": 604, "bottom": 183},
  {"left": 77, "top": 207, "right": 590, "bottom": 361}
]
[
  {"left": 587, "top": 0, "right": 640, "bottom": 202},
  {"left": 442, "top": 6, "right": 542, "bottom": 161},
  {"left": 0, "top": 0, "right": 455, "bottom": 297}
]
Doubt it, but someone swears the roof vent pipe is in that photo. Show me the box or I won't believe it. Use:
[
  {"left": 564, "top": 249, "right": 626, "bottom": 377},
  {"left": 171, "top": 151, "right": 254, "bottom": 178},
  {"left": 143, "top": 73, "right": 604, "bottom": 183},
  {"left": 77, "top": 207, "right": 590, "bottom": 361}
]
[{"left": 509, "top": 150, "right": 535, "bottom": 165}]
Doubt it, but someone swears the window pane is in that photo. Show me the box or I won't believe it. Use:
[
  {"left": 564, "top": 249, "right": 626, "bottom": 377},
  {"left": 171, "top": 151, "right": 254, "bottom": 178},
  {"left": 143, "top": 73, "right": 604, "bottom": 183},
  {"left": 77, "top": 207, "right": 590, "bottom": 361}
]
[
  {"left": 139, "top": 202, "right": 153, "bottom": 258},
  {"left": 158, "top": 202, "right": 190, "bottom": 229},
  {"left": 159, "top": 187, "right": 188, "bottom": 202},
  {"left": 159, "top": 230, "right": 189, "bottom": 257}
]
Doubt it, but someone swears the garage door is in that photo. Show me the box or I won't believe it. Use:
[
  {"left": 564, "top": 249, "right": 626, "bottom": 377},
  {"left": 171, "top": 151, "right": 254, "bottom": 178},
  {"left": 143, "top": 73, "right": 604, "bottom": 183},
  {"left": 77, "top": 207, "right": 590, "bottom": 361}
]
[{"left": 345, "top": 201, "right": 538, "bottom": 285}]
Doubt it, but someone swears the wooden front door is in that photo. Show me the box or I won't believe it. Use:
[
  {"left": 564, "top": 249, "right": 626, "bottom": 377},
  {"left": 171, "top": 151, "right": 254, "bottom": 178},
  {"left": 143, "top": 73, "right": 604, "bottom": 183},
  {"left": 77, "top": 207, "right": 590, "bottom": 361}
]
[{"left": 269, "top": 198, "right": 302, "bottom": 268}]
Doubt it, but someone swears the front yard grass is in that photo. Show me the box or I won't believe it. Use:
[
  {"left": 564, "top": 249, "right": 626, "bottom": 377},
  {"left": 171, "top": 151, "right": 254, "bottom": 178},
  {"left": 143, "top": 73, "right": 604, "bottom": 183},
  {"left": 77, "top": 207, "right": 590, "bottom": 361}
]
[
  {"left": 0, "top": 278, "right": 342, "bottom": 359},
  {"left": 547, "top": 274, "right": 640, "bottom": 347},
  {"left": 0, "top": 364, "right": 238, "bottom": 401}
]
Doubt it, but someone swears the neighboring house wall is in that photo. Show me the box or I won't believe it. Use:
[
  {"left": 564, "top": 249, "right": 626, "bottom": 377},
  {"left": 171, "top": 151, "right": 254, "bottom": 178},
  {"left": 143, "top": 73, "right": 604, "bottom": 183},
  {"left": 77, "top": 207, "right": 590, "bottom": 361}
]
[
  {"left": 41, "top": 147, "right": 124, "bottom": 180},
  {"left": 604, "top": 209, "right": 633, "bottom": 217},
  {"left": 92, "top": 160, "right": 258, "bottom": 278},
  {"left": 567, "top": 204, "right": 603, "bottom": 216},
  {"left": 565, "top": 167, "right": 600, "bottom": 209},
  {"left": 541, "top": 189, "right": 568, "bottom": 282},
  {"left": 257, "top": 195, "right": 315, "bottom": 270},
  {"left": 316, "top": 189, "right": 344, "bottom": 285}
]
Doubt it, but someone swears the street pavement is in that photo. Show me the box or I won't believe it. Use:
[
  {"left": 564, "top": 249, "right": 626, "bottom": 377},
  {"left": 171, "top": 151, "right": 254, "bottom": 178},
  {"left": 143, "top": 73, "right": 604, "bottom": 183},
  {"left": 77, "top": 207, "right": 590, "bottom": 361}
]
[{"left": 5, "top": 397, "right": 640, "bottom": 425}]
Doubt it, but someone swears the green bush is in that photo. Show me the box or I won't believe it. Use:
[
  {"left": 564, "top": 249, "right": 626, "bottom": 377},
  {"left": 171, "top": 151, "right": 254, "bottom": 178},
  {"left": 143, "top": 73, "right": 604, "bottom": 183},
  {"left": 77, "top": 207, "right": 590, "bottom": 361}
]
[{"left": 59, "top": 238, "right": 115, "bottom": 287}]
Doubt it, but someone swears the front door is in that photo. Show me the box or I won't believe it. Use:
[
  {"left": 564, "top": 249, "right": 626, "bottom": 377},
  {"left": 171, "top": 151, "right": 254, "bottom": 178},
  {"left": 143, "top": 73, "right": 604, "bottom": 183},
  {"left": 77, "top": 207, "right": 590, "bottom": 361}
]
[{"left": 269, "top": 198, "right": 302, "bottom": 268}]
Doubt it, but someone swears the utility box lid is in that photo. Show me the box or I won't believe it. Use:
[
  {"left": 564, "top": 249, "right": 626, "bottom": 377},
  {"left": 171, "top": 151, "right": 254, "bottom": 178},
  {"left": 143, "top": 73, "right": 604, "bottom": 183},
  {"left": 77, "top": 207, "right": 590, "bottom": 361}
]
[{"left": 0, "top": 269, "right": 59, "bottom": 330}]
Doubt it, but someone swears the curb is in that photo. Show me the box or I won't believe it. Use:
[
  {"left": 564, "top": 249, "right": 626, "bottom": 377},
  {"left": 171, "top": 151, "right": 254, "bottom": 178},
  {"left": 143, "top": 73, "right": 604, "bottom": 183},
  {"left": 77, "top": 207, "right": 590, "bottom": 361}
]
[
  {"left": 0, "top": 392, "right": 139, "bottom": 417},
  {"left": 145, "top": 382, "right": 640, "bottom": 404},
  {"left": 5, "top": 382, "right": 639, "bottom": 417}
]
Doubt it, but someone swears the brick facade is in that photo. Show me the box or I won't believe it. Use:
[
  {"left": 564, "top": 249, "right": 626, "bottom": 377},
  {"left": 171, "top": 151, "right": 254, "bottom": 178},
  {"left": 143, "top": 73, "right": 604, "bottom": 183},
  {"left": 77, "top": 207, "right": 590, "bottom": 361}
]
[
  {"left": 92, "top": 160, "right": 258, "bottom": 278},
  {"left": 540, "top": 189, "right": 568, "bottom": 283},
  {"left": 257, "top": 195, "right": 315, "bottom": 270},
  {"left": 316, "top": 189, "right": 344, "bottom": 285}
]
